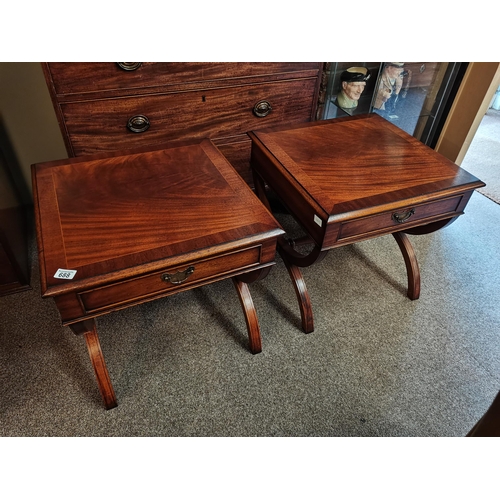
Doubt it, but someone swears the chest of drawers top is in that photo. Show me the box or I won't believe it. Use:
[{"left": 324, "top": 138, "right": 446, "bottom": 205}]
[
  {"left": 42, "top": 62, "right": 324, "bottom": 184},
  {"left": 44, "top": 62, "right": 323, "bottom": 99}
]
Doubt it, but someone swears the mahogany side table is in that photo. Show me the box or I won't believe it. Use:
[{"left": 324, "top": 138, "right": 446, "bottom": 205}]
[
  {"left": 32, "top": 139, "right": 284, "bottom": 409},
  {"left": 249, "top": 114, "right": 485, "bottom": 333}
]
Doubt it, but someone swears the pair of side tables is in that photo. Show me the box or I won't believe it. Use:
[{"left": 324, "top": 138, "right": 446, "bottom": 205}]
[{"left": 32, "top": 114, "right": 484, "bottom": 409}]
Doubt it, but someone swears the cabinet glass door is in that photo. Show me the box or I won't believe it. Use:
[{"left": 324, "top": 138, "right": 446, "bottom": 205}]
[{"left": 321, "top": 62, "right": 465, "bottom": 147}]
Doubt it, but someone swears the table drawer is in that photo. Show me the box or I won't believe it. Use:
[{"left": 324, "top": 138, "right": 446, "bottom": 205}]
[
  {"left": 46, "top": 62, "right": 322, "bottom": 96},
  {"left": 60, "top": 79, "right": 319, "bottom": 156},
  {"left": 78, "top": 246, "right": 262, "bottom": 314},
  {"left": 336, "top": 195, "right": 464, "bottom": 242}
]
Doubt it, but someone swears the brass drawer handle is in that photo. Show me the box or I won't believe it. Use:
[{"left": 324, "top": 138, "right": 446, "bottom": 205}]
[
  {"left": 392, "top": 208, "right": 415, "bottom": 223},
  {"left": 117, "top": 62, "right": 142, "bottom": 71},
  {"left": 253, "top": 100, "right": 272, "bottom": 118},
  {"left": 161, "top": 266, "right": 195, "bottom": 285},
  {"left": 126, "top": 115, "right": 150, "bottom": 133}
]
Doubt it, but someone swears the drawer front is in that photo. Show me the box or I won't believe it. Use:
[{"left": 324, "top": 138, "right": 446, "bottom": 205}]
[
  {"left": 46, "top": 62, "right": 322, "bottom": 96},
  {"left": 79, "top": 246, "right": 262, "bottom": 314},
  {"left": 60, "top": 79, "right": 319, "bottom": 156},
  {"left": 335, "top": 195, "right": 464, "bottom": 243}
]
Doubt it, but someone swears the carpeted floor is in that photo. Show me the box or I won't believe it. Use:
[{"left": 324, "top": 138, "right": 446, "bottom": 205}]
[
  {"left": 1, "top": 187, "right": 499, "bottom": 437},
  {"left": 461, "top": 108, "right": 500, "bottom": 205}
]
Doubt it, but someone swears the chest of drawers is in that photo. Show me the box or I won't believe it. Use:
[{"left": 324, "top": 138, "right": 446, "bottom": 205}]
[{"left": 42, "top": 62, "right": 324, "bottom": 185}]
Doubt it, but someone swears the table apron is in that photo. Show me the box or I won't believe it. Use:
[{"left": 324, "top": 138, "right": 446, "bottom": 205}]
[
  {"left": 53, "top": 245, "right": 276, "bottom": 325},
  {"left": 324, "top": 193, "right": 468, "bottom": 248}
]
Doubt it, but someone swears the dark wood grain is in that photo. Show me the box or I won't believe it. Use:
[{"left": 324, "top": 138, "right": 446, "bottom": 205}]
[
  {"left": 232, "top": 278, "right": 262, "bottom": 354},
  {"left": 84, "top": 326, "right": 117, "bottom": 410},
  {"left": 44, "top": 62, "right": 322, "bottom": 97},
  {"left": 33, "top": 140, "right": 282, "bottom": 292},
  {"left": 250, "top": 114, "right": 485, "bottom": 251},
  {"left": 58, "top": 79, "right": 319, "bottom": 157},
  {"left": 41, "top": 63, "right": 325, "bottom": 185},
  {"left": 393, "top": 232, "right": 421, "bottom": 300},
  {"left": 32, "top": 139, "right": 284, "bottom": 409},
  {"left": 250, "top": 113, "right": 485, "bottom": 332}
]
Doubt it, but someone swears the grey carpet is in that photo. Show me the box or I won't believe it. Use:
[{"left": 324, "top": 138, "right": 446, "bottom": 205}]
[
  {"left": 461, "top": 108, "right": 500, "bottom": 205},
  {"left": 1, "top": 190, "right": 499, "bottom": 437}
]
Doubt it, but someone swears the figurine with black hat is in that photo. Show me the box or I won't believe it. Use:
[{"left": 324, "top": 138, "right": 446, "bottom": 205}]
[{"left": 335, "top": 66, "right": 371, "bottom": 111}]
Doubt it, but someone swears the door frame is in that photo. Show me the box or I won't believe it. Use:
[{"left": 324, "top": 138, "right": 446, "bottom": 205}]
[{"left": 435, "top": 62, "right": 500, "bottom": 165}]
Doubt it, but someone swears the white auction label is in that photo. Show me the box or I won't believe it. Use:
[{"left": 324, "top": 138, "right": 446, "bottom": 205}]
[
  {"left": 54, "top": 269, "right": 77, "bottom": 280},
  {"left": 314, "top": 214, "right": 323, "bottom": 227}
]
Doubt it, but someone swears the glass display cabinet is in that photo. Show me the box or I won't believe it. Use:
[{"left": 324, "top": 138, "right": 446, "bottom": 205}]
[{"left": 322, "top": 62, "right": 465, "bottom": 146}]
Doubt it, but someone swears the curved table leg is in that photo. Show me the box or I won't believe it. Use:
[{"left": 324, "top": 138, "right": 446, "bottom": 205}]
[
  {"left": 278, "top": 243, "right": 328, "bottom": 334},
  {"left": 69, "top": 319, "right": 117, "bottom": 410},
  {"left": 282, "top": 256, "right": 314, "bottom": 334},
  {"left": 232, "top": 278, "right": 262, "bottom": 354},
  {"left": 393, "top": 231, "right": 420, "bottom": 300},
  {"left": 252, "top": 168, "right": 319, "bottom": 333}
]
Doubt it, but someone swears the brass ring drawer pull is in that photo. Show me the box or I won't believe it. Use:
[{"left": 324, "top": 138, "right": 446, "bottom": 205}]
[
  {"left": 117, "top": 62, "right": 142, "bottom": 71},
  {"left": 161, "top": 266, "right": 195, "bottom": 285},
  {"left": 253, "top": 100, "right": 272, "bottom": 117},
  {"left": 392, "top": 208, "right": 415, "bottom": 223},
  {"left": 126, "top": 115, "right": 150, "bottom": 133}
]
